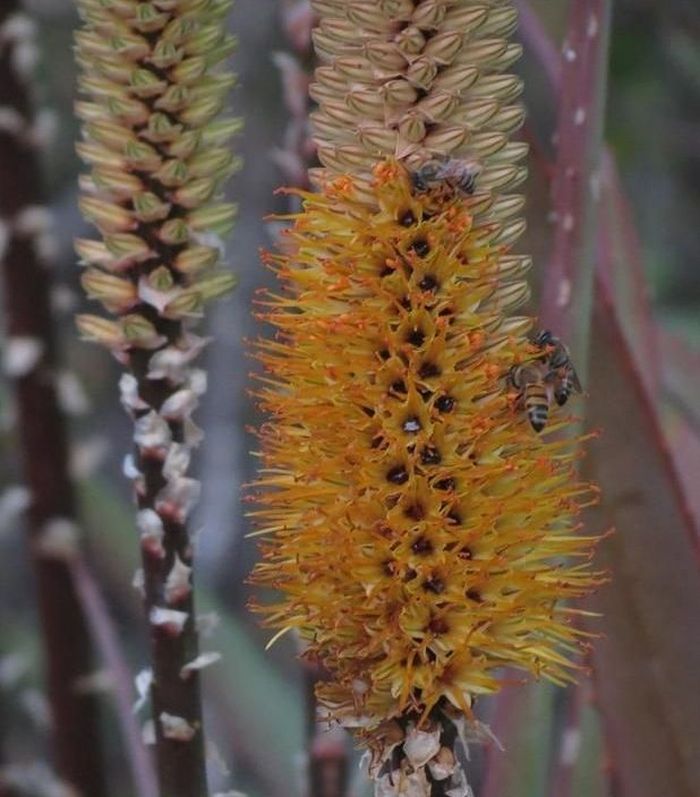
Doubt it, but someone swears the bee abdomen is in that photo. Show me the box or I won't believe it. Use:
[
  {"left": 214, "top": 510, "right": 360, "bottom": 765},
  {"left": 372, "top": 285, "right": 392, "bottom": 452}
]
[
  {"left": 524, "top": 384, "right": 549, "bottom": 432},
  {"left": 527, "top": 404, "right": 548, "bottom": 432}
]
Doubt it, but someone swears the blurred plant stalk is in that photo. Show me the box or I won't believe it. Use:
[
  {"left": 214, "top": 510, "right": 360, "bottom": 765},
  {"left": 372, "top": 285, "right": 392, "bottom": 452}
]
[
  {"left": 74, "top": 1, "right": 240, "bottom": 795},
  {"left": 0, "top": 2, "right": 107, "bottom": 794}
]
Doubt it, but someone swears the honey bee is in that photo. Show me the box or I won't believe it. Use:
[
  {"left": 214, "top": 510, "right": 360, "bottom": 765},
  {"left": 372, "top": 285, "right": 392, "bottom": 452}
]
[
  {"left": 532, "top": 329, "right": 582, "bottom": 407},
  {"left": 410, "top": 157, "right": 480, "bottom": 196},
  {"left": 507, "top": 330, "right": 582, "bottom": 433},
  {"left": 507, "top": 363, "right": 550, "bottom": 433}
]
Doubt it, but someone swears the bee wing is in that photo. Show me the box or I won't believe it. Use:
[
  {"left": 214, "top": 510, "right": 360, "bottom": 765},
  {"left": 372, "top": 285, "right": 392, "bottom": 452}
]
[{"left": 570, "top": 366, "right": 583, "bottom": 393}]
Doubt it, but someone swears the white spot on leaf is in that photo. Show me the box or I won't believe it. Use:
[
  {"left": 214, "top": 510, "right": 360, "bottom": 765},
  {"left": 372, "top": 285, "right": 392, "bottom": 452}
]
[
  {"left": 142, "top": 719, "right": 156, "bottom": 746},
  {"left": 56, "top": 371, "right": 90, "bottom": 415},
  {"left": 0, "top": 485, "right": 30, "bottom": 537},
  {"left": 196, "top": 611, "right": 220, "bottom": 637},
  {"left": 0, "top": 106, "right": 24, "bottom": 136},
  {"left": 587, "top": 14, "right": 599, "bottom": 37},
  {"left": 14, "top": 205, "right": 51, "bottom": 237},
  {"left": 560, "top": 727, "right": 581, "bottom": 765},
  {"left": 556, "top": 278, "right": 572, "bottom": 308},
  {"left": 0, "top": 652, "right": 29, "bottom": 687},
  {"left": 69, "top": 435, "right": 108, "bottom": 480}
]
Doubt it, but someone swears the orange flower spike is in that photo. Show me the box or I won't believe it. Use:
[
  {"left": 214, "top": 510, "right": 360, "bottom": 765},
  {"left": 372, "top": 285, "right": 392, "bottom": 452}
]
[
  {"left": 252, "top": 0, "right": 603, "bottom": 791},
  {"left": 251, "top": 162, "right": 601, "bottom": 789}
]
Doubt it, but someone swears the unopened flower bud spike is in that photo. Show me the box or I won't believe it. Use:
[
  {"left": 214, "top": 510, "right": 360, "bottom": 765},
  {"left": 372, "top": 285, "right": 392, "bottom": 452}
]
[{"left": 75, "top": 1, "right": 240, "bottom": 795}]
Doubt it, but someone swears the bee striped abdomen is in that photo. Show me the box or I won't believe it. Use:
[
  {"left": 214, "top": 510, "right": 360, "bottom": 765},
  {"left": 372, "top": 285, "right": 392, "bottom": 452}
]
[
  {"left": 508, "top": 363, "right": 551, "bottom": 433},
  {"left": 524, "top": 381, "right": 549, "bottom": 432}
]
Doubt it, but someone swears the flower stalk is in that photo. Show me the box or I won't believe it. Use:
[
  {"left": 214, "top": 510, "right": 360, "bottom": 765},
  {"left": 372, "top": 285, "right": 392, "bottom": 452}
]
[
  {"left": 75, "top": 1, "right": 240, "bottom": 795},
  {"left": 0, "top": 4, "right": 106, "bottom": 794},
  {"left": 252, "top": 3, "right": 602, "bottom": 794}
]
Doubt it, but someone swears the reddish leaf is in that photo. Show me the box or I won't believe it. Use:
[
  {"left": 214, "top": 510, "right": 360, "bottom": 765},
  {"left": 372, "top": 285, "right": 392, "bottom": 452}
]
[{"left": 584, "top": 300, "right": 700, "bottom": 797}]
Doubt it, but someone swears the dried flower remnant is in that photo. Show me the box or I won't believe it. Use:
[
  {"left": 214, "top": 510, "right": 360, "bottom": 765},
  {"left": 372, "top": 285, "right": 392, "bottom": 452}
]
[{"left": 74, "top": 0, "right": 239, "bottom": 794}]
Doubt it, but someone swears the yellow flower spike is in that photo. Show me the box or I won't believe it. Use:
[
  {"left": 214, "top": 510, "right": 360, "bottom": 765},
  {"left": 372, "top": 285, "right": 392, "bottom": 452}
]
[
  {"left": 252, "top": 166, "right": 601, "bottom": 756},
  {"left": 252, "top": 4, "right": 602, "bottom": 791}
]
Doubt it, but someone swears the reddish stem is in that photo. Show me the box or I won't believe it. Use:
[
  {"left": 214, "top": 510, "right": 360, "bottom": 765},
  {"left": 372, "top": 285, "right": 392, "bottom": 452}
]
[
  {"left": 538, "top": 0, "right": 612, "bottom": 354},
  {"left": 519, "top": 3, "right": 612, "bottom": 796},
  {"left": 517, "top": 0, "right": 659, "bottom": 386},
  {"left": 0, "top": 2, "right": 105, "bottom": 792}
]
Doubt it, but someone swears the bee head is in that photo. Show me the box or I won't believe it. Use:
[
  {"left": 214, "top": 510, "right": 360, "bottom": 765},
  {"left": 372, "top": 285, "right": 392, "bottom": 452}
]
[{"left": 533, "top": 329, "right": 554, "bottom": 347}]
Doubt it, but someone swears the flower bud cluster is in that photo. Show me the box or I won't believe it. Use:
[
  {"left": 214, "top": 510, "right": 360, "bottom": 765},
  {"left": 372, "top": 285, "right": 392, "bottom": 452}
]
[
  {"left": 75, "top": 0, "right": 239, "bottom": 516},
  {"left": 75, "top": 0, "right": 239, "bottom": 365},
  {"left": 309, "top": 0, "right": 526, "bottom": 222}
]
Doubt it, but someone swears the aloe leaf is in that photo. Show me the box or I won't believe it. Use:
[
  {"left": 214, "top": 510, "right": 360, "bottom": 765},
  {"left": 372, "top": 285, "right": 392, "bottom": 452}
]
[{"left": 584, "top": 303, "right": 700, "bottom": 797}]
